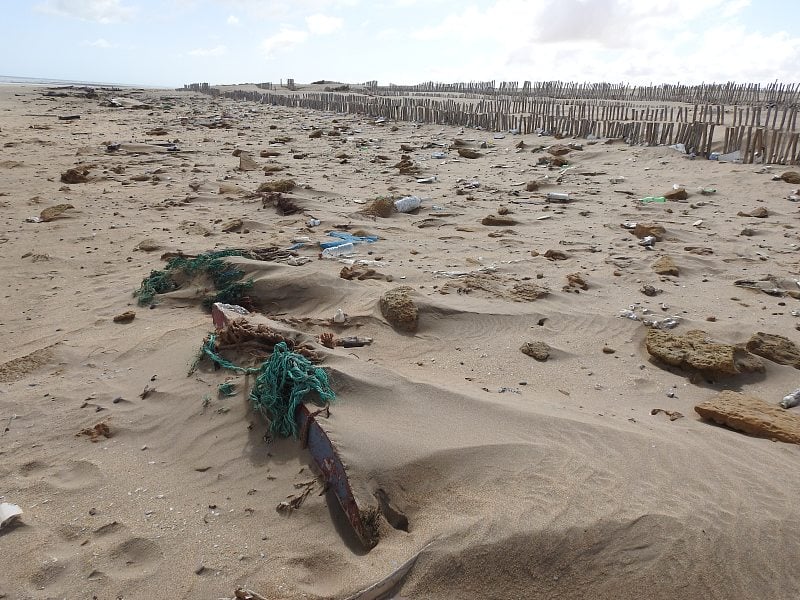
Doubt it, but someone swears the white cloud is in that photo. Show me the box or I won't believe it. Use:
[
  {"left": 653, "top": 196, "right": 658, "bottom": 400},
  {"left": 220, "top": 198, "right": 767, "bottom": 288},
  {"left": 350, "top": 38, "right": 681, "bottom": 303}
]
[
  {"left": 213, "top": 0, "right": 356, "bottom": 20},
  {"left": 305, "top": 13, "right": 343, "bottom": 35},
  {"left": 260, "top": 27, "right": 309, "bottom": 59},
  {"left": 81, "top": 37, "right": 114, "bottom": 47},
  {"left": 36, "top": 0, "right": 136, "bottom": 23},
  {"left": 410, "top": 0, "right": 800, "bottom": 84},
  {"left": 722, "top": 0, "right": 750, "bottom": 17},
  {"left": 226, "top": 14, "right": 240, "bottom": 25},
  {"left": 188, "top": 45, "right": 228, "bottom": 56}
]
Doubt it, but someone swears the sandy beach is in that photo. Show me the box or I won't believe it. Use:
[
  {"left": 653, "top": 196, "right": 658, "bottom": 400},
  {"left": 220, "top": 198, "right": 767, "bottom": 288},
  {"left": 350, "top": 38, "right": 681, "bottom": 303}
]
[{"left": 1, "top": 82, "right": 800, "bottom": 599}]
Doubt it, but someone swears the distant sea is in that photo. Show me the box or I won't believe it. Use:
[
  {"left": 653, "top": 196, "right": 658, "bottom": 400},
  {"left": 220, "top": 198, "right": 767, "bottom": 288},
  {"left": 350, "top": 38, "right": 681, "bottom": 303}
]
[{"left": 0, "top": 75, "right": 163, "bottom": 88}]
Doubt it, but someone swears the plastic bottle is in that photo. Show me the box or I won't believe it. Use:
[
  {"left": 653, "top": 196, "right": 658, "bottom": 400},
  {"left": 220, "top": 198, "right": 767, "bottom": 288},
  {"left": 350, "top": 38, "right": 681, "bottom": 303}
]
[
  {"left": 321, "top": 242, "right": 355, "bottom": 258},
  {"left": 394, "top": 195, "right": 421, "bottom": 213},
  {"left": 640, "top": 196, "right": 666, "bottom": 203}
]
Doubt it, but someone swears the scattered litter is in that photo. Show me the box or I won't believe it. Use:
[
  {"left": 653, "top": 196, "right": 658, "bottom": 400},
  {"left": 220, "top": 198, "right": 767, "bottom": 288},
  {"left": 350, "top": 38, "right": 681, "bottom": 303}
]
[
  {"left": 394, "top": 195, "right": 422, "bottom": 213},
  {"left": 717, "top": 150, "right": 742, "bottom": 163},
  {"left": 416, "top": 176, "right": 437, "bottom": 184},
  {"left": 781, "top": 389, "right": 800, "bottom": 409},
  {"left": 321, "top": 243, "right": 355, "bottom": 258},
  {"left": 640, "top": 196, "right": 666, "bottom": 203},
  {"left": 0, "top": 503, "right": 23, "bottom": 530},
  {"left": 337, "top": 336, "right": 372, "bottom": 348},
  {"left": 546, "top": 192, "right": 571, "bottom": 203}
]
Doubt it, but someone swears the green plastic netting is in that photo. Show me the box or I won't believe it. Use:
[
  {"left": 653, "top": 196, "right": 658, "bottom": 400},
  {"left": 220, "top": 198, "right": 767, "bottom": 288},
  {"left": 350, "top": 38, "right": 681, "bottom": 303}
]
[
  {"left": 134, "top": 250, "right": 253, "bottom": 308},
  {"left": 201, "top": 335, "right": 335, "bottom": 438}
]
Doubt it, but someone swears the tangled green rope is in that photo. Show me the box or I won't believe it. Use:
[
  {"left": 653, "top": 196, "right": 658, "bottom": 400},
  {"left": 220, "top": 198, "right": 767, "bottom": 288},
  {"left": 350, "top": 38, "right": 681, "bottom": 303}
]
[
  {"left": 135, "top": 250, "right": 253, "bottom": 307},
  {"left": 201, "top": 335, "right": 335, "bottom": 438}
]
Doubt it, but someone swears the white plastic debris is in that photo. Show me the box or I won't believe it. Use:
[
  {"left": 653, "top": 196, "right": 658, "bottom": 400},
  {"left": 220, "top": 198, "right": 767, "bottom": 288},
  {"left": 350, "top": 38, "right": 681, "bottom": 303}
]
[
  {"left": 0, "top": 503, "right": 23, "bottom": 529},
  {"left": 394, "top": 195, "right": 422, "bottom": 213},
  {"left": 780, "top": 389, "right": 800, "bottom": 409},
  {"left": 333, "top": 308, "right": 346, "bottom": 324}
]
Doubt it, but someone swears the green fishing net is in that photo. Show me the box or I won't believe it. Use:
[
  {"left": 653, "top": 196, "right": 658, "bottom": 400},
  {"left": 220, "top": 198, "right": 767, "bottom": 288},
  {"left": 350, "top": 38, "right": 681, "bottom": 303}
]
[{"left": 134, "top": 250, "right": 253, "bottom": 308}]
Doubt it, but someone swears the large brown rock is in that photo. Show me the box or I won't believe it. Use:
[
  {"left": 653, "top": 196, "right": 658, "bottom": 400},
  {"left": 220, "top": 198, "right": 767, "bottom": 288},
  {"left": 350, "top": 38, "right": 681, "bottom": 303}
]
[
  {"left": 646, "top": 329, "right": 764, "bottom": 377},
  {"left": 652, "top": 255, "right": 679, "bottom": 276},
  {"left": 695, "top": 390, "right": 800, "bottom": 444},
  {"left": 380, "top": 287, "right": 418, "bottom": 332},
  {"left": 746, "top": 332, "right": 800, "bottom": 369}
]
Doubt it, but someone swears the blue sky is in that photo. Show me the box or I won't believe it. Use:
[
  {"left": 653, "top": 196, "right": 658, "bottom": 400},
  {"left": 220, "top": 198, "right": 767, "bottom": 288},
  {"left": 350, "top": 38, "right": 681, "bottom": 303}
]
[{"left": 2, "top": 0, "right": 799, "bottom": 87}]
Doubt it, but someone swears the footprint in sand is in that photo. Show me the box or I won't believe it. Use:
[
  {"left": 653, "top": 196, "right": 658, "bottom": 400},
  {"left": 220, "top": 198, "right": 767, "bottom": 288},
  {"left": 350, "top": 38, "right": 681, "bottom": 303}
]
[
  {"left": 48, "top": 460, "right": 103, "bottom": 490},
  {"left": 105, "top": 537, "right": 164, "bottom": 575},
  {"left": 29, "top": 558, "right": 70, "bottom": 589}
]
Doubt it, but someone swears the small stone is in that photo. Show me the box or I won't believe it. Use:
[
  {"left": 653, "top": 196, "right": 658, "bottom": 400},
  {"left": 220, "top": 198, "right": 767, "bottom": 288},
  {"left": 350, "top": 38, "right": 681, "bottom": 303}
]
[
  {"left": 780, "top": 171, "right": 800, "bottom": 184},
  {"left": 663, "top": 187, "right": 688, "bottom": 201},
  {"left": 602, "top": 346, "right": 616, "bottom": 354},
  {"left": 739, "top": 228, "right": 756, "bottom": 236},
  {"left": 641, "top": 284, "right": 659, "bottom": 297},
  {"left": 113, "top": 311, "right": 136, "bottom": 324},
  {"left": 379, "top": 287, "right": 418, "bottom": 332},
  {"left": 60, "top": 168, "right": 89, "bottom": 184},
  {"left": 737, "top": 207, "right": 768, "bottom": 218},
  {"left": 135, "top": 238, "right": 161, "bottom": 252},
  {"left": 238, "top": 153, "right": 259, "bottom": 171},
  {"left": 481, "top": 214, "right": 518, "bottom": 226},
  {"left": 565, "top": 272, "right": 588, "bottom": 290},
  {"left": 221, "top": 218, "right": 243, "bottom": 232},
  {"left": 543, "top": 249, "right": 568, "bottom": 261},
  {"left": 39, "top": 203, "right": 74, "bottom": 222},
  {"left": 633, "top": 223, "right": 666, "bottom": 240},
  {"left": 547, "top": 144, "right": 571, "bottom": 156},
  {"left": 652, "top": 256, "right": 679, "bottom": 276},
  {"left": 457, "top": 148, "right": 482, "bottom": 159},
  {"left": 194, "top": 564, "right": 206, "bottom": 575},
  {"left": 520, "top": 341, "right": 552, "bottom": 361}
]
